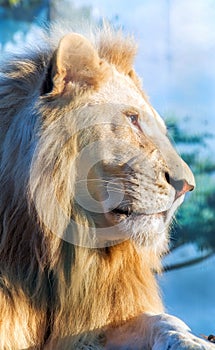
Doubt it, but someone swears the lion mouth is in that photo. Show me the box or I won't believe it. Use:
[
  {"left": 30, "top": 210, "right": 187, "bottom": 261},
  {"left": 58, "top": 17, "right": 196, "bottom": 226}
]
[
  {"left": 111, "top": 206, "right": 167, "bottom": 220},
  {"left": 110, "top": 194, "right": 185, "bottom": 223},
  {"left": 111, "top": 207, "right": 132, "bottom": 218}
]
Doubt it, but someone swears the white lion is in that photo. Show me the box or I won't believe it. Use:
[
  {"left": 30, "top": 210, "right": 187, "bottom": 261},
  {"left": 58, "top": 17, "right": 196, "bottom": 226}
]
[{"left": 0, "top": 27, "right": 213, "bottom": 349}]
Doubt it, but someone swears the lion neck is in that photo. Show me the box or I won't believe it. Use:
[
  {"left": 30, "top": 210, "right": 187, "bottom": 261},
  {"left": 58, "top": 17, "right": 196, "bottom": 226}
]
[{"left": 53, "top": 240, "right": 163, "bottom": 341}]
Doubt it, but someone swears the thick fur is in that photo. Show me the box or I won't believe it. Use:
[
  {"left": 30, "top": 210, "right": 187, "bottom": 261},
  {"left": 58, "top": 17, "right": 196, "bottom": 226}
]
[{"left": 0, "top": 27, "right": 212, "bottom": 350}]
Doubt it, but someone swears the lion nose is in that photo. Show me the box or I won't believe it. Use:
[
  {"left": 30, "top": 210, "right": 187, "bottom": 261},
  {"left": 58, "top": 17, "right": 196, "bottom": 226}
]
[{"left": 165, "top": 172, "right": 194, "bottom": 199}]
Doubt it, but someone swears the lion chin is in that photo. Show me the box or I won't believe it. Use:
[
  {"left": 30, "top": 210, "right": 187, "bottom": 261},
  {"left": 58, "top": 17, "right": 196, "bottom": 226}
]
[{"left": 0, "top": 26, "right": 212, "bottom": 350}]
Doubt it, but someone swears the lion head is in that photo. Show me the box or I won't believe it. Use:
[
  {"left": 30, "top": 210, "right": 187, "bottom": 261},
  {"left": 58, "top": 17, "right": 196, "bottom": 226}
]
[
  {"left": 0, "top": 28, "right": 195, "bottom": 349},
  {"left": 29, "top": 31, "right": 195, "bottom": 251}
]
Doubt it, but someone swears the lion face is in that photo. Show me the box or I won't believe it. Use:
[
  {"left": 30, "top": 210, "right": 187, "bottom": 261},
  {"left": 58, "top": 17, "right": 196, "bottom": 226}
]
[
  {"left": 72, "top": 69, "right": 195, "bottom": 249},
  {"left": 31, "top": 32, "right": 195, "bottom": 251}
]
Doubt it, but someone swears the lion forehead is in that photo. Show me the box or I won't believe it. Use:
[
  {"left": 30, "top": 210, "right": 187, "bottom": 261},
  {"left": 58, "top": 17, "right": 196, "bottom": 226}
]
[
  {"left": 88, "top": 68, "right": 167, "bottom": 140},
  {"left": 89, "top": 69, "right": 146, "bottom": 107}
]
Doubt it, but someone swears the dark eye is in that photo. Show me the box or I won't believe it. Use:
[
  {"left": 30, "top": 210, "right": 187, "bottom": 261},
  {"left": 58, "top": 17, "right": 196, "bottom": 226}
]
[{"left": 127, "top": 114, "right": 139, "bottom": 125}]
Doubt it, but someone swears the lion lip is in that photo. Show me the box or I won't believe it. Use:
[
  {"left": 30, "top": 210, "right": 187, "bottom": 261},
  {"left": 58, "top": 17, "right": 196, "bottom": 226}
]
[
  {"left": 111, "top": 207, "right": 132, "bottom": 217},
  {"left": 110, "top": 207, "right": 168, "bottom": 220}
]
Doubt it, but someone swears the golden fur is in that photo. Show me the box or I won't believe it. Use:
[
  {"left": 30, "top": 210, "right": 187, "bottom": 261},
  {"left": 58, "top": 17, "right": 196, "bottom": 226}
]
[{"left": 0, "top": 27, "right": 195, "bottom": 349}]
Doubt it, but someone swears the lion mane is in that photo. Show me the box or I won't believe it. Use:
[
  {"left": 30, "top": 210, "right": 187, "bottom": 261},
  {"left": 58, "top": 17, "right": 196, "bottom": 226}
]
[{"left": 0, "top": 27, "right": 194, "bottom": 350}]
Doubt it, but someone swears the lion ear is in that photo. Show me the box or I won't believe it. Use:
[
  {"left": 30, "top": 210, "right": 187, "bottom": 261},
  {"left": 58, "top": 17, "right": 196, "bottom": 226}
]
[{"left": 49, "top": 33, "right": 109, "bottom": 96}]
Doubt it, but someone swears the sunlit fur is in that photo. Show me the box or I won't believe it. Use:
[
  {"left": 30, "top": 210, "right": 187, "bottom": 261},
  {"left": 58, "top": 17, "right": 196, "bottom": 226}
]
[{"left": 0, "top": 27, "right": 185, "bottom": 349}]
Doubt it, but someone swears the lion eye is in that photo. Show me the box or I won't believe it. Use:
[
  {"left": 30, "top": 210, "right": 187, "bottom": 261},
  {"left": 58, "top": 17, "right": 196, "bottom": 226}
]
[
  {"left": 127, "top": 114, "right": 139, "bottom": 126},
  {"left": 129, "top": 115, "right": 138, "bottom": 123}
]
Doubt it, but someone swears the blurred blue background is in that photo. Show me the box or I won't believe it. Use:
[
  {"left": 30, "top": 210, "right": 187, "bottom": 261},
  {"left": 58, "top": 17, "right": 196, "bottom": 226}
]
[{"left": 0, "top": 0, "right": 214, "bottom": 337}]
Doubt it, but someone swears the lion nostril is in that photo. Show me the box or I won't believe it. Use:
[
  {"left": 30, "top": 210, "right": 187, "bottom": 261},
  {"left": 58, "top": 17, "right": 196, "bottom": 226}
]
[{"left": 164, "top": 172, "right": 170, "bottom": 185}]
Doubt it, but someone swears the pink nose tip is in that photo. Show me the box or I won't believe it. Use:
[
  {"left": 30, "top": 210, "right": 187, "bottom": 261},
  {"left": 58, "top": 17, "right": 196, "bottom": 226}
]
[
  {"left": 175, "top": 180, "right": 194, "bottom": 199},
  {"left": 170, "top": 179, "right": 194, "bottom": 199},
  {"left": 165, "top": 173, "right": 194, "bottom": 199}
]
